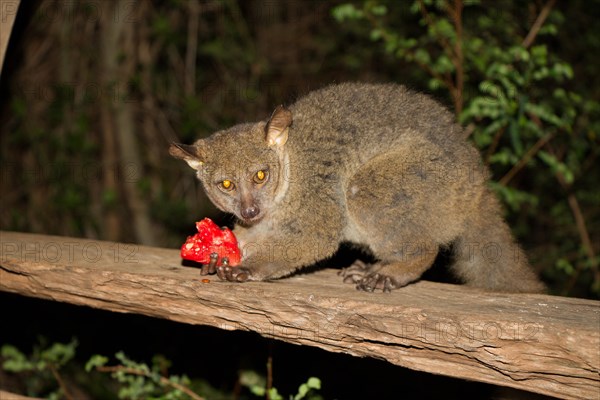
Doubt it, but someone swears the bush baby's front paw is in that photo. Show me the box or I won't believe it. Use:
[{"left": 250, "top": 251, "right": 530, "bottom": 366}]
[{"left": 216, "top": 263, "right": 252, "bottom": 282}]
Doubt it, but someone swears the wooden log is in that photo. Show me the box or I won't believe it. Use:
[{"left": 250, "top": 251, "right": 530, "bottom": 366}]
[
  {"left": 0, "top": 390, "right": 44, "bottom": 400},
  {"left": 0, "top": 0, "right": 20, "bottom": 77},
  {"left": 0, "top": 231, "right": 598, "bottom": 399}
]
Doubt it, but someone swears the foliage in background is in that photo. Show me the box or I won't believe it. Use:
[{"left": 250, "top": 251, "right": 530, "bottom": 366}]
[
  {"left": 1, "top": 338, "right": 78, "bottom": 399},
  {"left": 0, "top": 0, "right": 598, "bottom": 297},
  {"left": 332, "top": 0, "right": 599, "bottom": 297},
  {"left": 2, "top": 339, "right": 323, "bottom": 400}
]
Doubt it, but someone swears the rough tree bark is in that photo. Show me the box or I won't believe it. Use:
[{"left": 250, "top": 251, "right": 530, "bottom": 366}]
[{"left": 0, "top": 0, "right": 20, "bottom": 76}]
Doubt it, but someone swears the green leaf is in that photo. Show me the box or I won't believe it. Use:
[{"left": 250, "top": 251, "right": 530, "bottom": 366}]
[
  {"left": 489, "top": 150, "right": 513, "bottom": 166},
  {"left": 479, "top": 81, "right": 504, "bottom": 100},
  {"left": 432, "top": 18, "right": 455, "bottom": 40},
  {"left": 370, "top": 28, "right": 383, "bottom": 41},
  {"left": 556, "top": 258, "right": 575, "bottom": 275},
  {"left": 295, "top": 383, "right": 309, "bottom": 400},
  {"left": 433, "top": 54, "right": 454, "bottom": 73},
  {"left": 508, "top": 119, "right": 524, "bottom": 156},
  {"left": 539, "top": 23, "right": 558, "bottom": 36},
  {"left": 384, "top": 34, "right": 400, "bottom": 54},
  {"left": 307, "top": 377, "right": 321, "bottom": 389},
  {"left": 414, "top": 48, "right": 431, "bottom": 65},
  {"left": 510, "top": 46, "right": 530, "bottom": 62},
  {"left": 370, "top": 4, "right": 388, "bottom": 16},
  {"left": 249, "top": 385, "right": 266, "bottom": 396},
  {"left": 85, "top": 355, "right": 109, "bottom": 372},
  {"left": 552, "top": 62, "right": 574, "bottom": 80},
  {"left": 267, "top": 387, "right": 283, "bottom": 400},
  {"left": 427, "top": 77, "right": 444, "bottom": 91},
  {"left": 538, "top": 151, "right": 574, "bottom": 184},
  {"left": 489, "top": 182, "right": 538, "bottom": 211},
  {"left": 531, "top": 45, "right": 548, "bottom": 65},
  {"left": 1, "top": 345, "right": 34, "bottom": 372},
  {"left": 41, "top": 339, "right": 78, "bottom": 366},
  {"left": 524, "top": 103, "right": 564, "bottom": 127},
  {"left": 331, "top": 4, "right": 364, "bottom": 22},
  {"left": 294, "top": 377, "right": 321, "bottom": 400},
  {"left": 239, "top": 369, "right": 266, "bottom": 388}
]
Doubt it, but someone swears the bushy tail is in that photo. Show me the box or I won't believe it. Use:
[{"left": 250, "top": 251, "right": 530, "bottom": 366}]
[{"left": 451, "top": 190, "right": 545, "bottom": 293}]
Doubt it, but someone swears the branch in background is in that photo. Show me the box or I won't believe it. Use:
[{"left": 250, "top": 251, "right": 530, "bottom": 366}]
[
  {"left": 524, "top": 114, "right": 598, "bottom": 295},
  {"left": 485, "top": 125, "right": 507, "bottom": 164},
  {"left": 563, "top": 189, "right": 599, "bottom": 295},
  {"left": 498, "top": 131, "right": 554, "bottom": 186},
  {"left": 99, "top": 1, "right": 123, "bottom": 242},
  {"left": 546, "top": 141, "right": 599, "bottom": 295},
  {"left": 96, "top": 365, "right": 205, "bottom": 400},
  {"left": 114, "top": 0, "right": 157, "bottom": 246},
  {"left": 266, "top": 353, "right": 273, "bottom": 400},
  {"left": 522, "top": 0, "right": 557, "bottom": 49},
  {"left": 48, "top": 364, "right": 74, "bottom": 400},
  {"left": 448, "top": 0, "right": 464, "bottom": 115}
]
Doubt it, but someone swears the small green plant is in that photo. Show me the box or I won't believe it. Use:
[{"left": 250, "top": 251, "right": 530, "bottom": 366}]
[
  {"left": 1, "top": 338, "right": 78, "bottom": 400},
  {"left": 240, "top": 369, "right": 322, "bottom": 400}
]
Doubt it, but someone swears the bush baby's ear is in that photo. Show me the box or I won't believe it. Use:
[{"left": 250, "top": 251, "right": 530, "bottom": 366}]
[
  {"left": 169, "top": 142, "right": 206, "bottom": 170},
  {"left": 265, "top": 105, "right": 292, "bottom": 147}
]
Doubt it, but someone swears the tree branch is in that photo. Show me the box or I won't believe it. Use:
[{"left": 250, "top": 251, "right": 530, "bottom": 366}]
[
  {"left": 448, "top": 0, "right": 464, "bottom": 115},
  {"left": 485, "top": 125, "right": 507, "bottom": 165},
  {"left": 522, "top": 0, "right": 557, "bottom": 49},
  {"left": 545, "top": 143, "right": 599, "bottom": 295},
  {"left": 498, "top": 132, "right": 554, "bottom": 186},
  {"left": 48, "top": 364, "right": 74, "bottom": 400}
]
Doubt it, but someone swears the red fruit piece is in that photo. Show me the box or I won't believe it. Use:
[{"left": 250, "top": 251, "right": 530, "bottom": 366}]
[{"left": 180, "top": 218, "right": 241, "bottom": 266}]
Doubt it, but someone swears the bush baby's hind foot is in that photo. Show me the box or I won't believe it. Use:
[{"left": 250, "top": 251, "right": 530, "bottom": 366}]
[
  {"left": 340, "top": 250, "right": 437, "bottom": 293},
  {"left": 339, "top": 261, "right": 404, "bottom": 293}
]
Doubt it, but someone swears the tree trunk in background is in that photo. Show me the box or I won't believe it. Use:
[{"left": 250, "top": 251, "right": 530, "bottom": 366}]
[
  {"left": 114, "top": 0, "right": 157, "bottom": 246},
  {"left": 99, "top": 0, "right": 157, "bottom": 245},
  {"left": 99, "top": 1, "right": 124, "bottom": 242}
]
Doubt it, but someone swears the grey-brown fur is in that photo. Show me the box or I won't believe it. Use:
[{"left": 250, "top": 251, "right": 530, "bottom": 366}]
[{"left": 170, "top": 82, "right": 544, "bottom": 293}]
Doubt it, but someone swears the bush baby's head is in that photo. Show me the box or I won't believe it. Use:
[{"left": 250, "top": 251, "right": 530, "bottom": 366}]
[{"left": 170, "top": 105, "right": 292, "bottom": 224}]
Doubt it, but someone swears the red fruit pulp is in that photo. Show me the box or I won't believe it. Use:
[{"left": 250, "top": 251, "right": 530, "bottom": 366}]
[{"left": 180, "top": 218, "right": 241, "bottom": 266}]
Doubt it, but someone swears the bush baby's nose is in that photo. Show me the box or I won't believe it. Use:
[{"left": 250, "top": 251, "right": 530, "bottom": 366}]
[{"left": 241, "top": 205, "right": 260, "bottom": 220}]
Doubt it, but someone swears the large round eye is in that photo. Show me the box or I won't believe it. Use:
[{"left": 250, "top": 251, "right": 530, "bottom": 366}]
[
  {"left": 220, "top": 179, "right": 235, "bottom": 191},
  {"left": 253, "top": 170, "right": 268, "bottom": 184}
]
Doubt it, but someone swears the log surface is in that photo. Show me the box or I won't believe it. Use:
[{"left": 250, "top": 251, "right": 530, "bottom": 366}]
[
  {"left": 0, "top": 0, "right": 20, "bottom": 76},
  {"left": 0, "top": 231, "right": 598, "bottom": 399},
  {"left": 0, "top": 390, "right": 44, "bottom": 400}
]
